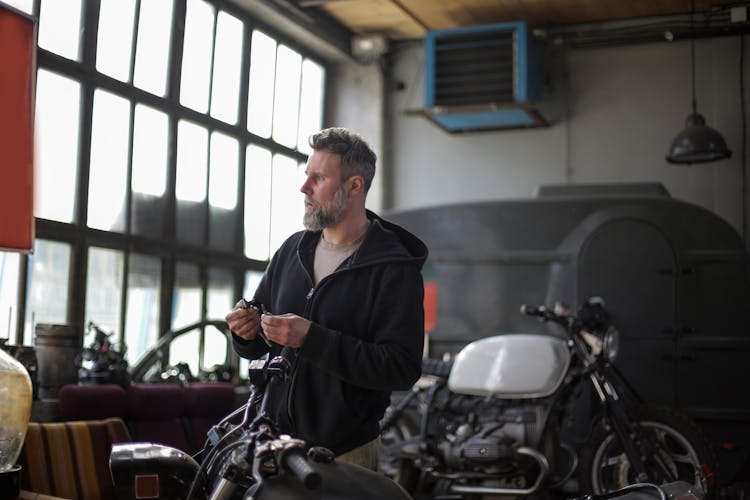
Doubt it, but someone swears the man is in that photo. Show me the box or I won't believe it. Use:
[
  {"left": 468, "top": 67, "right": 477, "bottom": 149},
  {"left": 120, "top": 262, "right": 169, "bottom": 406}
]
[{"left": 226, "top": 127, "right": 427, "bottom": 470}]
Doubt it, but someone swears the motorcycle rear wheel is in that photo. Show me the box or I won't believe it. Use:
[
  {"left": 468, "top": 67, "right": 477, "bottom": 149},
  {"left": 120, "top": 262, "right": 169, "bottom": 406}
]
[{"left": 578, "top": 404, "right": 716, "bottom": 498}]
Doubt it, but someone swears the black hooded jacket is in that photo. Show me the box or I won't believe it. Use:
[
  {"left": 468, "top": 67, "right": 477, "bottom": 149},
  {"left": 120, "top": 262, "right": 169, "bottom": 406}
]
[{"left": 233, "top": 210, "right": 428, "bottom": 455}]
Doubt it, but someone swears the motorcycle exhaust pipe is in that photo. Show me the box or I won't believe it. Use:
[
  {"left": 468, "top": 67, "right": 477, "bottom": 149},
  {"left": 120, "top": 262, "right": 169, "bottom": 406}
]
[{"left": 448, "top": 447, "right": 549, "bottom": 496}]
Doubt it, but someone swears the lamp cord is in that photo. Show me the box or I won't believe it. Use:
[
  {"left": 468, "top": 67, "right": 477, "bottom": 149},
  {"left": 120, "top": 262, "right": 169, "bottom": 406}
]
[
  {"left": 741, "top": 34, "right": 747, "bottom": 242},
  {"left": 690, "top": 0, "right": 697, "bottom": 113},
  {"left": 691, "top": 39, "right": 697, "bottom": 113}
]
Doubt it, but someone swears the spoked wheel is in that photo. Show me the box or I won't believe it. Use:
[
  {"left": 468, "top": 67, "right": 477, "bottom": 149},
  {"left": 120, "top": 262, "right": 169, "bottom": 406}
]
[{"left": 578, "top": 405, "right": 717, "bottom": 498}]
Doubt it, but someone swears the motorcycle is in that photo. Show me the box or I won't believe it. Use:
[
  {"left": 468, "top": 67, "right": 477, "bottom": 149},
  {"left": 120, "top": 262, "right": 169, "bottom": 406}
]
[
  {"left": 77, "top": 321, "right": 130, "bottom": 387},
  {"left": 379, "top": 297, "right": 717, "bottom": 499},
  {"left": 109, "top": 346, "right": 412, "bottom": 500}
]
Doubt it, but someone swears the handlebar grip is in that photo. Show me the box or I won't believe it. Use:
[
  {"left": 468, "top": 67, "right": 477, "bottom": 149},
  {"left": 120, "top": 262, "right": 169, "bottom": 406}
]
[{"left": 283, "top": 449, "right": 321, "bottom": 489}]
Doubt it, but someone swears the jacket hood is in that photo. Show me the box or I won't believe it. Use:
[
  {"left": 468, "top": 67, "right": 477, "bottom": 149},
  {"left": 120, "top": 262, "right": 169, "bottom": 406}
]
[{"left": 297, "top": 210, "right": 428, "bottom": 270}]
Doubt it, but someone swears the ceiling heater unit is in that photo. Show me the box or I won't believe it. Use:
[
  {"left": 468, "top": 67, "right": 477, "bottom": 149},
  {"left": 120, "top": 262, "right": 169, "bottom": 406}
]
[{"left": 424, "top": 22, "right": 554, "bottom": 133}]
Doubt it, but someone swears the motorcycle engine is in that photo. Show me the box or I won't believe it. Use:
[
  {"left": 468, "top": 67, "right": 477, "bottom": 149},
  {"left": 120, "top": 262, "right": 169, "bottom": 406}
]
[{"left": 438, "top": 404, "right": 543, "bottom": 470}]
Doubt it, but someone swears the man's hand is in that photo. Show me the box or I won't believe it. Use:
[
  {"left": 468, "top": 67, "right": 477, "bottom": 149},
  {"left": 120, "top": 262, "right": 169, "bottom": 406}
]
[
  {"left": 225, "top": 300, "right": 261, "bottom": 341},
  {"left": 260, "top": 313, "right": 311, "bottom": 348}
]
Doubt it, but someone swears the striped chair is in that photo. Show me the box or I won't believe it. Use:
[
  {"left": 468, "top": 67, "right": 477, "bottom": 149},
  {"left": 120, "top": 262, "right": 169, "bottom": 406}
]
[{"left": 18, "top": 418, "right": 131, "bottom": 500}]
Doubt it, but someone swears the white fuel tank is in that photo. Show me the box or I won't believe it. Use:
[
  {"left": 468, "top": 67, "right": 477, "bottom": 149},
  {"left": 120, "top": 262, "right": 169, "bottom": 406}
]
[{"left": 447, "top": 334, "right": 570, "bottom": 398}]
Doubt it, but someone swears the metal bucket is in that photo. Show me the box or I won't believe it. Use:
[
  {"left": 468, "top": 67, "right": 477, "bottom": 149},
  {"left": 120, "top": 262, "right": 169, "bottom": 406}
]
[{"left": 34, "top": 323, "right": 82, "bottom": 399}]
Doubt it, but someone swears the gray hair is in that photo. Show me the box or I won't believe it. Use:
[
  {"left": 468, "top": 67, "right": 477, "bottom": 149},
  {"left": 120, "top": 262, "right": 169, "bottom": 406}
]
[{"left": 309, "top": 127, "right": 376, "bottom": 192}]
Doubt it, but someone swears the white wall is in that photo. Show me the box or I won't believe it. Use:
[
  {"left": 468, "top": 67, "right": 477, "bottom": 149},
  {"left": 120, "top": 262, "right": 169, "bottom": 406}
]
[
  {"left": 325, "top": 61, "right": 385, "bottom": 213},
  {"left": 383, "top": 36, "right": 749, "bottom": 240}
]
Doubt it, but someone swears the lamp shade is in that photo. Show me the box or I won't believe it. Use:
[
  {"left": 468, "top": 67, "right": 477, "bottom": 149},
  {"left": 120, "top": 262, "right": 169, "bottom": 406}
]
[{"left": 666, "top": 112, "right": 732, "bottom": 164}]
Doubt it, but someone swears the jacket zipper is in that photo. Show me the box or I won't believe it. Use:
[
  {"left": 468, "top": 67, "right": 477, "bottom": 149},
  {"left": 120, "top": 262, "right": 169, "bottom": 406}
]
[
  {"left": 287, "top": 254, "right": 318, "bottom": 432},
  {"left": 286, "top": 251, "right": 365, "bottom": 432}
]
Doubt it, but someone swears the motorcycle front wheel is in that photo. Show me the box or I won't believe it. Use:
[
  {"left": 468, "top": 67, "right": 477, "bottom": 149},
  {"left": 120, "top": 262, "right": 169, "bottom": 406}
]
[{"left": 577, "top": 404, "right": 716, "bottom": 498}]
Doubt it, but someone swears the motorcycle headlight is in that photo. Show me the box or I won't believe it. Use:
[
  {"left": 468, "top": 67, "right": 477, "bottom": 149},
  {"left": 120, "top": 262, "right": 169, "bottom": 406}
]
[{"left": 602, "top": 326, "right": 620, "bottom": 362}]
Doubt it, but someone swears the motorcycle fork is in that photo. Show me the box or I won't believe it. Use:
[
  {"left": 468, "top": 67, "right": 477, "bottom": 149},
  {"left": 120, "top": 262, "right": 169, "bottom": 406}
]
[
  {"left": 589, "top": 372, "right": 650, "bottom": 483},
  {"left": 419, "top": 381, "right": 445, "bottom": 440}
]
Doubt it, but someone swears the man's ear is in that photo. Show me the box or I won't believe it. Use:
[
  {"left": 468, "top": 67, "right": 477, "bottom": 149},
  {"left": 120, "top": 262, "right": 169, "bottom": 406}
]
[{"left": 349, "top": 176, "right": 365, "bottom": 197}]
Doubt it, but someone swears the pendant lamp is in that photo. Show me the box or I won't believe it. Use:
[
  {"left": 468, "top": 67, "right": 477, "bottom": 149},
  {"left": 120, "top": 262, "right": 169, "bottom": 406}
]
[{"left": 666, "top": 1, "right": 732, "bottom": 165}]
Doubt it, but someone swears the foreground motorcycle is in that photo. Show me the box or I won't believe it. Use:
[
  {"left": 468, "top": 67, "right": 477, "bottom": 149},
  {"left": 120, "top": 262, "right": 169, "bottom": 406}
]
[
  {"left": 380, "top": 298, "right": 717, "bottom": 498},
  {"left": 109, "top": 348, "right": 411, "bottom": 500}
]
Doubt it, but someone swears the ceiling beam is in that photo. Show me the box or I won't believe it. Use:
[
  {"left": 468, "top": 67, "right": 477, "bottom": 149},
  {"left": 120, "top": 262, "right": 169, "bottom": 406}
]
[
  {"left": 229, "top": 0, "right": 355, "bottom": 61},
  {"left": 390, "top": 0, "right": 431, "bottom": 33}
]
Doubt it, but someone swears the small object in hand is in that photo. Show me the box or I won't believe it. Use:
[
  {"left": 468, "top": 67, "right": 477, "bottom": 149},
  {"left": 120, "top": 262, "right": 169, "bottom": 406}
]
[{"left": 238, "top": 298, "right": 273, "bottom": 347}]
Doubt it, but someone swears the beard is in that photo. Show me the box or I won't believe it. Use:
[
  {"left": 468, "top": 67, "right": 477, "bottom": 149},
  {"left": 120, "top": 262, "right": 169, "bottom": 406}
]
[{"left": 303, "top": 183, "right": 348, "bottom": 231}]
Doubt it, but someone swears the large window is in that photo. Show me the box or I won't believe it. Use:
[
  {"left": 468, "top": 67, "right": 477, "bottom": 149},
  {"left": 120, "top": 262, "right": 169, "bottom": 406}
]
[{"left": 4, "top": 0, "right": 326, "bottom": 383}]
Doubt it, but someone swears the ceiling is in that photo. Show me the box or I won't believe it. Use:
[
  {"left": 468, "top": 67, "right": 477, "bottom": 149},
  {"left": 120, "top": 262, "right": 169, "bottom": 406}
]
[{"left": 290, "top": 0, "right": 746, "bottom": 42}]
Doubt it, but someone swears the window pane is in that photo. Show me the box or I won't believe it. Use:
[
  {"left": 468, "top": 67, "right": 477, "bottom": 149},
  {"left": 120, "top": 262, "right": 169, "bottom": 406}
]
[
  {"left": 124, "top": 254, "right": 160, "bottom": 364},
  {"left": 34, "top": 70, "right": 80, "bottom": 223},
  {"left": 88, "top": 89, "right": 130, "bottom": 232},
  {"left": 210, "top": 11, "right": 243, "bottom": 124},
  {"left": 84, "top": 247, "right": 124, "bottom": 336},
  {"left": 169, "top": 329, "right": 199, "bottom": 375},
  {"left": 0, "top": 252, "right": 20, "bottom": 340},
  {"left": 3, "top": 0, "right": 33, "bottom": 14},
  {"left": 297, "top": 59, "right": 325, "bottom": 154},
  {"left": 270, "top": 154, "right": 304, "bottom": 254},
  {"left": 96, "top": 0, "right": 137, "bottom": 82},
  {"left": 176, "top": 120, "right": 208, "bottom": 202},
  {"left": 38, "top": 0, "right": 82, "bottom": 61},
  {"left": 207, "top": 267, "right": 233, "bottom": 319},
  {"left": 208, "top": 132, "right": 238, "bottom": 209},
  {"left": 243, "top": 270, "right": 264, "bottom": 299},
  {"left": 180, "top": 0, "right": 214, "bottom": 112},
  {"left": 134, "top": 0, "right": 174, "bottom": 96},
  {"left": 132, "top": 104, "right": 168, "bottom": 196},
  {"left": 272, "top": 45, "right": 302, "bottom": 148},
  {"left": 172, "top": 262, "right": 201, "bottom": 330},
  {"left": 203, "top": 326, "right": 228, "bottom": 370},
  {"left": 244, "top": 145, "right": 272, "bottom": 260},
  {"left": 24, "top": 240, "right": 70, "bottom": 345},
  {"left": 247, "top": 31, "right": 277, "bottom": 138}
]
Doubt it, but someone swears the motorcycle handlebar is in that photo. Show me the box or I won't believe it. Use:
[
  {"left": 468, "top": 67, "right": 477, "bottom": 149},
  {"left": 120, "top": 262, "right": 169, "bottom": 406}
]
[
  {"left": 520, "top": 304, "right": 570, "bottom": 325},
  {"left": 520, "top": 304, "right": 550, "bottom": 318},
  {"left": 282, "top": 449, "right": 321, "bottom": 489}
]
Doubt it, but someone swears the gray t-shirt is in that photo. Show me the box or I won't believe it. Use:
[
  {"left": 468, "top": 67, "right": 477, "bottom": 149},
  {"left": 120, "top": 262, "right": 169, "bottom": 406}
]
[{"left": 313, "top": 226, "right": 369, "bottom": 285}]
